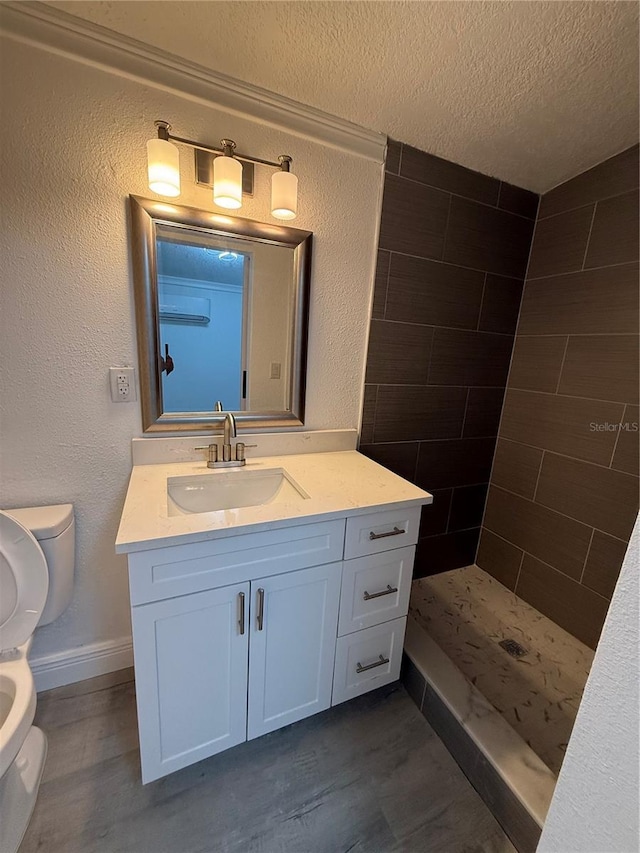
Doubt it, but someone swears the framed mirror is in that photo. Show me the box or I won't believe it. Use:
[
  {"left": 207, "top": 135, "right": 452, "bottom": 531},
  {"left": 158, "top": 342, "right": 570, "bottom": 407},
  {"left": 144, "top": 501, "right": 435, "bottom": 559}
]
[{"left": 129, "top": 196, "right": 312, "bottom": 432}]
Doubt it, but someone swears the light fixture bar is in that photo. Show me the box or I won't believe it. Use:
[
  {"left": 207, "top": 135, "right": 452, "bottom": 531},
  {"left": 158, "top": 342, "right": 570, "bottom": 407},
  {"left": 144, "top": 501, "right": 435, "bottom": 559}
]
[{"left": 156, "top": 120, "right": 285, "bottom": 169}]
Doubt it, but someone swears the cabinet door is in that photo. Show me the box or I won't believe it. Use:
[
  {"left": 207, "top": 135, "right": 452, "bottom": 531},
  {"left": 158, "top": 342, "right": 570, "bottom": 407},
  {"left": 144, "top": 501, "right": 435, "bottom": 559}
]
[
  {"left": 131, "top": 583, "right": 249, "bottom": 783},
  {"left": 247, "top": 563, "right": 341, "bottom": 740}
]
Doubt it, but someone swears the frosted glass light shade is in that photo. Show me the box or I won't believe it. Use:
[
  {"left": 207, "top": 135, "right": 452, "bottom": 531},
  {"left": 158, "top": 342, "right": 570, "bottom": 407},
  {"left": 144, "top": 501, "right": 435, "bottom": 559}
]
[
  {"left": 271, "top": 170, "right": 298, "bottom": 220},
  {"left": 147, "top": 138, "right": 180, "bottom": 197},
  {"left": 213, "top": 155, "right": 243, "bottom": 209}
]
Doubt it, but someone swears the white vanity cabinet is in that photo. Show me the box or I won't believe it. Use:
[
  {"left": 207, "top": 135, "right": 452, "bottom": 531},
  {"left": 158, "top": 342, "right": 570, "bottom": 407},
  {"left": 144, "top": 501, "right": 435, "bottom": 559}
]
[{"left": 125, "top": 506, "right": 422, "bottom": 783}]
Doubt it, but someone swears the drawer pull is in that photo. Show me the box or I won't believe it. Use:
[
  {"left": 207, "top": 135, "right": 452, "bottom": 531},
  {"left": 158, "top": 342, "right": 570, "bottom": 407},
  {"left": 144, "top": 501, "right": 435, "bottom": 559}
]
[
  {"left": 363, "top": 584, "right": 398, "bottom": 601},
  {"left": 369, "top": 526, "right": 405, "bottom": 541},
  {"left": 257, "top": 588, "right": 265, "bottom": 631},
  {"left": 238, "top": 592, "right": 246, "bottom": 635},
  {"left": 356, "top": 654, "right": 390, "bottom": 674}
]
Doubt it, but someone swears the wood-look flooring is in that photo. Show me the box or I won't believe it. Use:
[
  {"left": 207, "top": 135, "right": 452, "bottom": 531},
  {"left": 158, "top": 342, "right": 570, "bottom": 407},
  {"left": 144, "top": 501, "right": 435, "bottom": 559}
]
[{"left": 21, "top": 670, "right": 516, "bottom": 853}]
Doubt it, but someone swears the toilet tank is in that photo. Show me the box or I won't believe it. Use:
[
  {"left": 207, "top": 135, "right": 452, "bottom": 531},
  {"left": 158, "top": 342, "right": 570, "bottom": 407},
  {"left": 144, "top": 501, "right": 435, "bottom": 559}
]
[{"left": 7, "top": 504, "right": 75, "bottom": 626}]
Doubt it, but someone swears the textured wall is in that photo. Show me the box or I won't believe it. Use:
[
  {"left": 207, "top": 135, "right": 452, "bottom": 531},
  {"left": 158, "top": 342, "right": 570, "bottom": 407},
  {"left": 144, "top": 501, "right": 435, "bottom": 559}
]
[
  {"left": 360, "top": 141, "right": 537, "bottom": 576},
  {"left": 478, "top": 145, "right": 640, "bottom": 648},
  {"left": 538, "top": 516, "right": 639, "bottom": 853},
  {"left": 51, "top": 0, "right": 640, "bottom": 193},
  {"left": 0, "top": 35, "right": 382, "bottom": 662}
]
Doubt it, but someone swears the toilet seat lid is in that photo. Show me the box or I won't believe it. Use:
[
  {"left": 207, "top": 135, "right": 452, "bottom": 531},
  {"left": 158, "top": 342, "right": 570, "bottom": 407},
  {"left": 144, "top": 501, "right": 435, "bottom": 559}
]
[{"left": 0, "top": 512, "right": 48, "bottom": 652}]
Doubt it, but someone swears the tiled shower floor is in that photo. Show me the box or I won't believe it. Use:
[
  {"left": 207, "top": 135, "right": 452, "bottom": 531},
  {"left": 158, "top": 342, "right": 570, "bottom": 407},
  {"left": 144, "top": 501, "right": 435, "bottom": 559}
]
[{"left": 409, "top": 565, "right": 595, "bottom": 774}]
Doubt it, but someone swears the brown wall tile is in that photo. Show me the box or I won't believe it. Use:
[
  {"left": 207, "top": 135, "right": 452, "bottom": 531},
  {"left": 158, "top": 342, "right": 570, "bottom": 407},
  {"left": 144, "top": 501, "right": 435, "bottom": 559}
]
[
  {"left": 527, "top": 205, "right": 594, "bottom": 279},
  {"left": 360, "top": 384, "right": 377, "bottom": 445},
  {"left": 611, "top": 405, "right": 640, "bottom": 475},
  {"left": 449, "top": 483, "right": 489, "bottom": 531},
  {"left": 429, "top": 328, "right": 513, "bottom": 387},
  {"left": 535, "top": 452, "right": 639, "bottom": 541},
  {"left": 414, "top": 528, "right": 480, "bottom": 577},
  {"left": 374, "top": 385, "right": 467, "bottom": 442},
  {"left": 491, "top": 439, "right": 543, "bottom": 499},
  {"left": 558, "top": 334, "right": 639, "bottom": 404},
  {"left": 419, "top": 489, "right": 453, "bottom": 537},
  {"left": 538, "top": 144, "right": 639, "bottom": 219},
  {"left": 484, "top": 486, "right": 593, "bottom": 579},
  {"left": 416, "top": 437, "right": 497, "bottom": 490},
  {"left": 400, "top": 144, "right": 500, "bottom": 205},
  {"left": 508, "top": 336, "right": 567, "bottom": 393},
  {"left": 444, "top": 196, "right": 535, "bottom": 279},
  {"left": 584, "top": 189, "right": 640, "bottom": 269},
  {"left": 478, "top": 274, "right": 524, "bottom": 335},
  {"left": 516, "top": 554, "right": 610, "bottom": 648},
  {"left": 463, "top": 388, "right": 505, "bottom": 438},
  {"left": 359, "top": 441, "right": 419, "bottom": 483},
  {"left": 379, "top": 173, "right": 449, "bottom": 259},
  {"left": 498, "top": 183, "right": 539, "bottom": 219},
  {"left": 582, "top": 531, "right": 630, "bottom": 599},
  {"left": 365, "top": 320, "right": 433, "bottom": 385},
  {"left": 500, "top": 389, "right": 624, "bottom": 465},
  {"left": 371, "top": 250, "right": 390, "bottom": 319},
  {"left": 476, "top": 529, "right": 523, "bottom": 590},
  {"left": 385, "top": 139, "right": 402, "bottom": 175},
  {"left": 385, "top": 254, "right": 484, "bottom": 329},
  {"left": 517, "top": 263, "right": 639, "bottom": 336}
]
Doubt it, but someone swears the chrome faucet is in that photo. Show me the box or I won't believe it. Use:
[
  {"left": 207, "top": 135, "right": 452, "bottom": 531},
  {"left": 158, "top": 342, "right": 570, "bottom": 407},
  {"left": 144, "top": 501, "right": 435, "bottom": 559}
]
[
  {"left": 222, "top": 412, "right": 237, "bottom": 462},
  {"left": 195, "top": 404, "right": 254, "bottom": 468}
]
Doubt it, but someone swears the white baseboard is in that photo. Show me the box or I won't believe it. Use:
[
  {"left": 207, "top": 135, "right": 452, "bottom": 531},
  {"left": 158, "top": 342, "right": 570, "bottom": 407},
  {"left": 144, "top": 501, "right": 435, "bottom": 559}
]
[{"left": 30, "top": 637, "right": 133, "bottom": 693}]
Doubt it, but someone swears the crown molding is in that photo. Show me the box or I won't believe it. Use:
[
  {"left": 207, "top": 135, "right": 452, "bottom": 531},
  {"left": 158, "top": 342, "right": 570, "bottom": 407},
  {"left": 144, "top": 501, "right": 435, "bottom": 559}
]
[{"left": 0, "top": 1, "right": 386, "bottom": 163}]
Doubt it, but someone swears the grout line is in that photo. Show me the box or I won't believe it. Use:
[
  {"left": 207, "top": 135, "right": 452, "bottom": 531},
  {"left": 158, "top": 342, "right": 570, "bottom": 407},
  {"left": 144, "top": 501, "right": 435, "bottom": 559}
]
[
  {"left": 370, "top": 384, "right": 379, "bottom": 444},
  {"left": 375, "top": 246, "right": 525, "bottom": 282},
  {"left": 554, "top": 337, "right": 571, "bottom": 394},
  {"left": 444, "top": 489, "right": 455, "bottom": 533},
  {"left": 488, "top": 483, "right": 633, "bottom": 544},
  {"left": 531, "top": 450, "right": 546, "bottom": 502},
  {"left": 580, "top": 204, "right": 598, "bottom": 271},
  {"left": 496, "top": 181, "right": 503, "bottom": 210},
  {"left": 537, "top": 187, "right": 637, "bottom": 222},
  {"left": 608, "top": 403, "right": 627, "bottom": 467},
  {"left": 397, "top": 141, "right": 404, "bottom": 175},
  {"left": 506, "top": 384, "right": 629, "bottom": 408},
  {"left": 513, "top": 550, "right": 526, "bottom": 593},
  {"left": 579, "top": 528, "right": 596, "bottom": 584},
  {"left": 459, "top": 387, "right": 471, "bottom": 439},
  {"left": 440, "top": 193, "right": 453, "bottom": 262},
  {"left": 371, "top": 317, "right": 515, "bottom": 337},
  {"left": 476, "top": 272, "right": 488, "bottom": 331},
  {"left": 382, "top": 251, "right": 391, "bottom": 319},
  {"left": 516, "top": 332, "right": 638, "bottom": 338},
  {"left": 525, "top": 258, "right": 636, "bottom": 282},
  {"left": 388, "top": 170, "right": 536, "bottom": 221}
]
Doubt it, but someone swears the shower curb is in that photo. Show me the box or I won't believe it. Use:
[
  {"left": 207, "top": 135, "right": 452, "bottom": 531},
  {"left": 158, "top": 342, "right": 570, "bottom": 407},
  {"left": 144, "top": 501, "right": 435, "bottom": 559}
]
[{"left": 402, "top": 614, "right": 556, "bottom": 853}]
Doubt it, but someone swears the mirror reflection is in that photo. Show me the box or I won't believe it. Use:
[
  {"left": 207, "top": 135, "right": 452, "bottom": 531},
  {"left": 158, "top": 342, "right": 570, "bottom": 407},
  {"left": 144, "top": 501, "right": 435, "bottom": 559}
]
[{"left": 128, "top": 196, "right": 312, "bottom": 432}]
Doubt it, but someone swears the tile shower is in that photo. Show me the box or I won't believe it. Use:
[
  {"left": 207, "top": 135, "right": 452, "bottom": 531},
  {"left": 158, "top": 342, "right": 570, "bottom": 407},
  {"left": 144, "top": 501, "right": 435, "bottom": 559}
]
[{"left": 361, "top": 141, "right": 639, "bottom": 848}]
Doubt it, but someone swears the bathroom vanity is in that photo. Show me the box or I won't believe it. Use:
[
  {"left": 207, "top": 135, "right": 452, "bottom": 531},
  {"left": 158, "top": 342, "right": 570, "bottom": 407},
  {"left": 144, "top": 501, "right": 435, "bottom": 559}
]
[{"left": 117, "top": 448, "right": 431, "bottom": 783}]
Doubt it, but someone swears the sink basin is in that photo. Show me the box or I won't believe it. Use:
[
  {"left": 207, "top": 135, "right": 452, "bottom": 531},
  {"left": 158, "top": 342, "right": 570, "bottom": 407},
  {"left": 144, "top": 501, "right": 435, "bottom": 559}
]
[{"left": 167, "top": 467, "right": 310, "bottom": 515}]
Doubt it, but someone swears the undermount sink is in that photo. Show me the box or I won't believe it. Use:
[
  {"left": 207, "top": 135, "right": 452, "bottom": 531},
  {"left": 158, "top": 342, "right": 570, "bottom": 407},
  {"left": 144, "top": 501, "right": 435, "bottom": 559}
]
[{"left": 167, "top": 467, "right": 310, "bottom": 516}]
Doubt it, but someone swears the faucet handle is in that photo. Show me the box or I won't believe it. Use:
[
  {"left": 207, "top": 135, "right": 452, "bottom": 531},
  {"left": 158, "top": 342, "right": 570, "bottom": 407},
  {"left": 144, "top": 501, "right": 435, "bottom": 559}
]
[
  {"left": 194, "top": 444, "right": 218, "bottom": 463},
  {"left": 234, "top": 442, "right": 257, "bottom": 462}
]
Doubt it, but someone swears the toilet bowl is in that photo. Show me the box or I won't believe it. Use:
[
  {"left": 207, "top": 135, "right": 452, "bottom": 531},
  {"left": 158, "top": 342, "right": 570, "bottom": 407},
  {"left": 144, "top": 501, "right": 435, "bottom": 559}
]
[{"left": 0, "top": 505, "right": 74, "bottom": 853}]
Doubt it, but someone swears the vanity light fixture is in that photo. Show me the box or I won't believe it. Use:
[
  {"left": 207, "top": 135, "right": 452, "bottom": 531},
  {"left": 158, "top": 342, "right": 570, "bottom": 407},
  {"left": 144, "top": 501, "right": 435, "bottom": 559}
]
[{"left": 147, "top": 121, "right": 298, "bottom": 220}]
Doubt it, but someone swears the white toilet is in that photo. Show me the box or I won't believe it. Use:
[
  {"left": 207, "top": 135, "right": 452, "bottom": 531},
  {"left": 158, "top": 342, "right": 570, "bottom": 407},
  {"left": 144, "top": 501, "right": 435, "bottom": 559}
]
[{"left": 0, "top": 504, "right": 75, "bottom": 853}]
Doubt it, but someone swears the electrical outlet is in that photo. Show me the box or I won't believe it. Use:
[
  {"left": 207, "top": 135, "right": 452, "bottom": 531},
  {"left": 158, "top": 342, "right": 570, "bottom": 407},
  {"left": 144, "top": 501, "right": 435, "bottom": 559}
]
[
  {"left": 109, "top": 367, "right": 137, "bottom": 402},
  {"left": 270, "top": 362, "right": 281, "bottom": 380}
]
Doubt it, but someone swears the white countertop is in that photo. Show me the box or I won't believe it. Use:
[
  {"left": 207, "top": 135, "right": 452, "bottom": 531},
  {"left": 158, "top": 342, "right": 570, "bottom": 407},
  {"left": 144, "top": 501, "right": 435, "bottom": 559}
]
[{"left": 116, "top": 450, "right": 432, "bottom": 553}]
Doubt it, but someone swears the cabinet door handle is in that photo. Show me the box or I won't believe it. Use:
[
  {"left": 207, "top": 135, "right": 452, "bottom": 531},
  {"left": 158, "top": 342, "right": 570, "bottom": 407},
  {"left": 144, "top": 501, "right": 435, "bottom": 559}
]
[
  {"left": 369, "top": 526, "right": 405, "bottom": 541},
  {"left": 257, "top": 588, "right": 265, "bottom": 631},
  {"left": 363, "top": 584, "right": 398, "bottom": 601},
  {"left": 238, "top": 592, "right": 245, "bottom": 635},
  {"left": 356, "top": 654, "right": 390, "bottom": 674}
]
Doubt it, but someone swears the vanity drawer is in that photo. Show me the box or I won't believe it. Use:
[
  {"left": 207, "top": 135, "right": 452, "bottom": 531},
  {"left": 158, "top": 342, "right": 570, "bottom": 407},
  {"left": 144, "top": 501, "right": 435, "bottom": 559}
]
[
  {"left": 332, "top": 617, "right": 406, "bottom": 705},
  {"left": 338, "top": 546, "right": 414, "bottom": 636},
  {"left": 128, "top": 519, "right": 346, "bottom": 605},
  {"left": 344, "top": 506, "right": 421, "bottom": 559}
]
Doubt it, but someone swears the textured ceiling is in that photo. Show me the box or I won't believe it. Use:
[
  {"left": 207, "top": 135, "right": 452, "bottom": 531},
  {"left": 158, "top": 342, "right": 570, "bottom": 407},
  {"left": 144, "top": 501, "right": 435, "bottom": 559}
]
[{"left": 49, "top": 0, "right": 639, "bottom": 191}]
